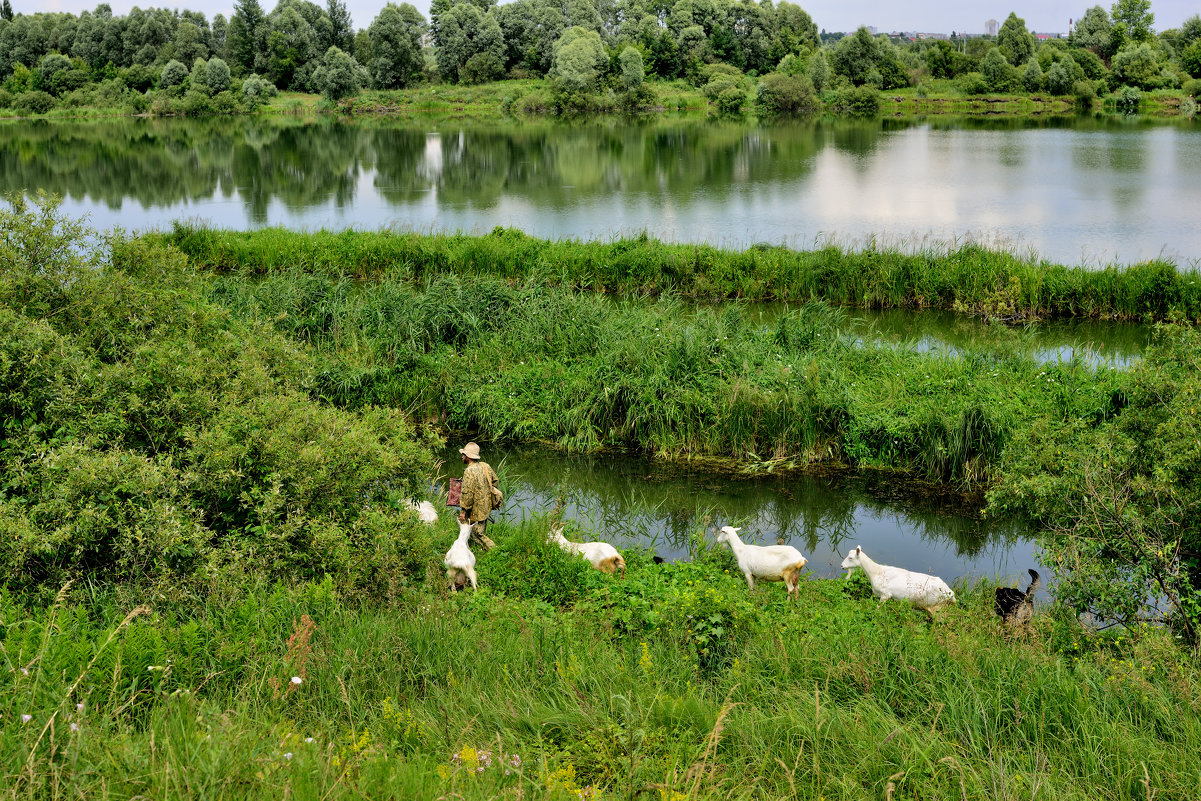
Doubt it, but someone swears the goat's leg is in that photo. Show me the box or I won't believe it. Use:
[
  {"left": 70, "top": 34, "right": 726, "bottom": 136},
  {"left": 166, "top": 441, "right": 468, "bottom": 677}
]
[
  {"left": 467, "top": 567, "right": 478, "bottom": 591},
  {"left": 744, "top": 572, "right": 755, "bottom": 591}
]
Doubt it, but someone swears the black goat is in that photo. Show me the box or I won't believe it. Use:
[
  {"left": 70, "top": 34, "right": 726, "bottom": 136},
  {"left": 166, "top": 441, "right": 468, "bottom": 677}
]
[{"left": 995, "top": 569, "right": 1040, "bottom": 624}]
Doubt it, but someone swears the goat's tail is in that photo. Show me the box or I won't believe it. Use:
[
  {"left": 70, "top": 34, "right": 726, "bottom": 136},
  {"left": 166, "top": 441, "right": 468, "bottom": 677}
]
[
  {"left": 1024, "top": 569, "right": 1041, "bottom": 599},
  {"left": 615, "top": 554, "right": 627, "bottom": 579}
]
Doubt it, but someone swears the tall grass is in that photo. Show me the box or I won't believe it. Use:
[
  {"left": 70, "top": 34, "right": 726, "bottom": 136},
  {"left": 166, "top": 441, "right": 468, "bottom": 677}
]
[
  {"left": 163, "top": 224, "right": 1201, "bottom": 322},
  {"left": 3, "top": 517, "right": 1200, "bottom": 799},
  {"left": 203, "top": 268, "right": 1129, "bottom": 486}
]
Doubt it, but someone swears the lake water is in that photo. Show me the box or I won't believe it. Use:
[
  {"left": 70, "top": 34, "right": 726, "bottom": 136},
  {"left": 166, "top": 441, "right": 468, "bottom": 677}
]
[{"left": 3, "top": 114, "right": 1199, "bottom": 267}]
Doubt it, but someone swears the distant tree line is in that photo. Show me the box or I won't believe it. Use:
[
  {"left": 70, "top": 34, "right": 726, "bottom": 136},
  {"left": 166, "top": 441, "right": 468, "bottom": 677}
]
[{"left": 0, "top": 0, "right": 1198, "bottom": 115}]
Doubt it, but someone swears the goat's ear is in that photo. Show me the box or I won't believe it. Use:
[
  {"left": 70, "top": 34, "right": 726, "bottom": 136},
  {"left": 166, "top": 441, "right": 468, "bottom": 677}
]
[{"left": 855, "top": 545, "right": 862, "bottom": 555}]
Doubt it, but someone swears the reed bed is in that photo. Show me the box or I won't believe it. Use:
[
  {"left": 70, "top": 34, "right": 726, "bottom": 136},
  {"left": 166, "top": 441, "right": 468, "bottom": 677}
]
[
  {"left": 3, "top": 518, "right": 1199, "bottom": 800},
  {"left": 164, "top": 224, "right": 1201, "bottom": 322},
  {"left": 205, "top": 269, "right": 1130, "bottom": 485}
]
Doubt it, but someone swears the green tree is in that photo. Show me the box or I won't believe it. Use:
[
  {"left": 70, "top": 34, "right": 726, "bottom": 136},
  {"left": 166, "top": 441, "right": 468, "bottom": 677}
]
[
  {"left": 1, "top": 0, "right": 12, "bottom": 23},
  {"left": 327, "top": 0, "right": 353, "bottom": 51},
  {"left": 617, "top": 45, "right": 644, "bottom": 90},
  {"left": 1111, "top": 41, "right": 1164, "bottom": 88},
  {"left": 368, "top": 3, "right": 423, "bottom": 89},
  {"left": 1022, "top": 58, "right": 1043, "bottom": 90},
  {"left": 830, "top": 26, "right": 878, "bottom": 86},
  {"left": 1183, "top": 41, "right": 1201, "bottom": 78},
  {"left": 189, "top": 57, "right": 209, "bottom": 92},
  {"left": 211, "top": 14, "right": 229, "bottom": 59},
  {"left": 174, "top": 21, "right": 210, "bottom": 64},
  {"left": 435, "top": 3, "right": 505, "bottom": 83},
  {"left": 228, "top": 0, "right": 268, "bottom": 75},
  {"left": 160, "top": 58, "right": 188, "bottom": 91},
  {"left": 997, "top": 11, "right": 1034, "bottom": 65},
  {"left": 981, "top": 47, "right": 1018, "bottom": 91},
  {"left": 549, "top": 25, "right": 606, "bottom": 94},
  {"left": 1111, "top": 0, "right": 1154, "bottom": 43},
  {"left": 266, "top": 6, "right": 318, "bottom": 89},
  {"left": 807, "top": 48, "right": 829, "bottom": 91},
  {"left": 311, "top": 45, "right": 364, "bottom": 100},
  {"left": 1046, "top": 60, "right": 1074, "bottom": 93},
  {"left": 206, "top": 57, "right": 231, "bottom": 92},
  {"left": 1071, "top": 5, "right": 1113, "bottom": 56}
]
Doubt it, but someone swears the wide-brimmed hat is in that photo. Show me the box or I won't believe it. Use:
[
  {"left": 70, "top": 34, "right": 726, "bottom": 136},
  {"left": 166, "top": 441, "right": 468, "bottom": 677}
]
[{"left": 459, "top": 442, "right": 481, "bottom": 460}]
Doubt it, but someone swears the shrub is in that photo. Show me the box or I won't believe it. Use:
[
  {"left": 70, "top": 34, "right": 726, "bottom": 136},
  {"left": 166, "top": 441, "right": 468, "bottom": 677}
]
[
  {"left": 756, "top": 72, "right": 818, "bottom": 115},
  {"left": 211, "top": 89, "right": 238, "bottom": 114},
  {"left": 458, "top": 51, "right": 504, "bottom": 86},
  {"left": 1046, "top": 61, "right": 1074, "bottom": 94},
  {"left": 181, "top": 88, "right": 214, "bottom": 115},
  {"left": 1072, "top": 79, "right": 1098, "bottom": 107},
  {"left": 1183, "top": 78, "right": 1201, "bottom": 97},
  {"left": 1115, "top": 84, "right": 1142, "bottom": 111},
  {"left": 205, "top": 58, "right": 231, "bottom": 93},
  {"left": 160, "top": 59, "right": 188, "bottom": 92},
  {"left": 957, "top": 71, "right": 989, "bottom": 95},
  {"left": 14, "top": 90, "right": 55, "bottom": 115},
  {"left": 1022, "top": 59, "right": 1043, "bottom": 91},
  {"left": 240, "top": 73, "right": 276, "bottom": 106},
  {"left": 121, "top": 63, "right": 157, "bottom": 92},
  {"left": 311, "top": 46, "right": 364, "bottom": 102},
  {"left": 0, "top": 89, "right": 11, "bottom": 108},
  {"left": 715, "top": 86, "right": 746, "bottom": 114},
  {"left": 834, "top": 85, "right": 880, "bottom": 115}
]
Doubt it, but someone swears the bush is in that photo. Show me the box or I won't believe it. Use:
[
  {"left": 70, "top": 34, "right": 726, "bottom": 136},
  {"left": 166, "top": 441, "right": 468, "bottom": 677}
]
[
  {"left": 715, "top": 86, "right": 746, "bottom": 114},
  {"left": 755, "top": 72, "right": 818, "bottom": 115},
  {"left": 0, "top": 89, "right": 11, "bottom": 108},
  {"left": 205, "top": 58, "right": 231, "bottom": 93},
  {"left": 14, "top": 90, "right": 55, "bottom": 115},
  {"left": 240, "top": 73, "right": 277, "bottom": 106},
  {"left": 1072, "top": 79, "right": 1098, "bottom": 107},
  {"left": 181, "top": 88, "right": 214, "bottom": 115},
  {"left": 459, "top": 51, "right": 504, "bottom": 85},
  {"left": 211, "top": 89, "right": 239, "bottom": 114},
  {"left": 1183, "top": 78, "right": 1201, "bottom": 97},
  {"left": 957, "top": 71, "right": 990, "bottom": 95},
  {"left": 160, "top": 59, "right": 188, "bottom": 92},
  {"left": 121, "top": 63, "right": 157, "bottom": 92},
  {"left": 833, "top": 85, "right": 880, "bottom": 116},
  {"left": 1115, "top": 84, "right": 1142, "bottom": 111}
]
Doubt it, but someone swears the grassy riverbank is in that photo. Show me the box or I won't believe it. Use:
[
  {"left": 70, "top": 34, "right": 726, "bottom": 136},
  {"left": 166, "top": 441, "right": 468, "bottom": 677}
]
[
  {"left": 4, "top": 520, "right": 1201, "bottom": 801},
  {"left": 165, "top": 225, "right": 1201, "bottom": 322}
]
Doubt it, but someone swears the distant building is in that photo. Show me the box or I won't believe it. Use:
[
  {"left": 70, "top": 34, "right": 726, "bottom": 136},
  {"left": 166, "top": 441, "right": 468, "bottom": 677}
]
[{"left": 985, "top": 18, "right": 999, "bottom": 36}]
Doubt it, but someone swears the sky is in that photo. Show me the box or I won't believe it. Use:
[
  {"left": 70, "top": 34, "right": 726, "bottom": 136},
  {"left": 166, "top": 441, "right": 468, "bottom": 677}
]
[{"left": 32, "top": 0, "right": 1199, "bottom": 37}]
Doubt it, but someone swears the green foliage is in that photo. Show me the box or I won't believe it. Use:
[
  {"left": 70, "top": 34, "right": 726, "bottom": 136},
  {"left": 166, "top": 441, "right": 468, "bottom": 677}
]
[
  {"left": 1071, "top": 5, "right": 1114, "bottom": 56},
  {"left": 997, "top": 12, "right": 1035, "bottom": 66},
  {"left": 1113, "top": 42, "right": 1167, "bottom": 89},
  {"left": 13, "top": 90, "right": 54, "bottom": 115},
  {"left": 990, "top": 322, "right": 1201, "bottom": 638},
  {"left": 1046, "top": 61, "right": 1074, "bottom": 94},
  {"left": 1022, "top": 59, "right": 1043, "bottom": 92},
  {"left": 617, "top": 46, "right": 645, "bottom": 92},
  {"left": 206, "top": 58, "right": 232, "bottom": 93},
  {"left": 755, "top": 71, "right": 817, "bottom": 115},
  {"left": 1111, "top": 0, "right": 1154, "bottom": 43},
  {"left": 368, "top": 2, "right": 423, "bottom": 89},
  {"left": 1180, "top": 41, "right": 1201, "bottom": 78},
  {"left": 311, "top": 46, "right": 364, "bottom": 101},
  {"left": 833, "top": 84, "right": 880, "bottom": 115},
  {"left": 160, "top": 59, "right": 188, "bottom": 91},
  {"left": 549, "top": 26, "right": 607, "bottom": 96},
  {"left": 1115, "top": 84, "right": 1143, "bottom": 111},
  {"left": 0, "top": 197, "right": 441, "bottom": 596},
  {"left": 981, "top": 48, "right": 1018, "bottom": 92},
  {"left": 240, "top": 72, "right": 277, "bottom": 105},
  {"left": 475, "top": 522, "right": 605, "bottom": 604},
  {"left": 436, "top": 3, "right": 505, "bottom": 84},
  {"left": 957, "top": 71, "right": 989, "bottom": 95},
  {"left": 1073, "top": 79, "right": 1099, "bottom": 107}
]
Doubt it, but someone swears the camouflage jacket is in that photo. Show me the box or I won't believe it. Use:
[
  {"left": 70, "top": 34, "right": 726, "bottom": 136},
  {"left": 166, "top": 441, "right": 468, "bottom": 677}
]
[{"left": 459, "top": 461, "right": 499, "bottom": 523}]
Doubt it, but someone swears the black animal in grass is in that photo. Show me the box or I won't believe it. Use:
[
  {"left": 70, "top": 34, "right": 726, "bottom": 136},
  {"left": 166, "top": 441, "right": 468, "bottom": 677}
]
[{"left": 995, "top": 569, "right": 1040, "bottom": 624}]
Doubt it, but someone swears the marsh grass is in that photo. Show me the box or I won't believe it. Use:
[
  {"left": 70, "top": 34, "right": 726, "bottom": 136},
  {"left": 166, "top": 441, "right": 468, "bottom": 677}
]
[
  {"left": 3, "top": 516, "right": 1200, "bottom": 799},
  {"left": 204, "top": 267, "right": 1128, "bottom": 485},
  {"left": 163, "top": 225, "right": 1201, "bottom": 323}
]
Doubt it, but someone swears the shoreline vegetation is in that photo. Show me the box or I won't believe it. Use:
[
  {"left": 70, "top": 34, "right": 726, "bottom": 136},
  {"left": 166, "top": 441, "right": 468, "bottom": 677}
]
[
  {"left": 3, "top": 197, "right": 1201, "bottom": 797},
  {"left": 164, "top": 224, "right": 1201, "bottom": 322},
  {"left": 2, "top": 2, "right": 1198, "bottom": 122}
]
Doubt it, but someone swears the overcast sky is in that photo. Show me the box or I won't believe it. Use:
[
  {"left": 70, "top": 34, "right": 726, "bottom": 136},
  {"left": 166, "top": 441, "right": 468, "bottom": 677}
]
[{"left": 33, "top": 0, "right": 1199, "bottom": 37}]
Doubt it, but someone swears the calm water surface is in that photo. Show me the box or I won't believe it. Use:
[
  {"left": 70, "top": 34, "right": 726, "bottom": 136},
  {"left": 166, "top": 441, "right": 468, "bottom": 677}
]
[
  {"left": 443, "top": 444, "right": 1034, "bottom": 588},
  {"left": 4, "top": 114, "right": 1199, "bottom": 266}
]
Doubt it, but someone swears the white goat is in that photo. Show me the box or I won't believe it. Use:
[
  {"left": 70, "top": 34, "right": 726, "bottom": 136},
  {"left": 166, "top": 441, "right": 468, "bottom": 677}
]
[
  {"left": 444, "top": 521, "right": 478, "bottom": 591},
  {"left": 548, "top": 526, "right": 626, "bottom": 577},
  {"left": 840, "top": 545, "right": 955, "bottom": 613},
  {"left": 716, "top": 526, "right": 808, "bottom": 599},
  {"left": 406, "top": 499, "right": 439, "bottom": 524}
]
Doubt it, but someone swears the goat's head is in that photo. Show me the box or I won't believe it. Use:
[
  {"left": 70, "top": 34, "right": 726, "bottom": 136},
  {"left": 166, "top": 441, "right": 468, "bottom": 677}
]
[
  {"left": 840, "top": 545, "right": 864, "bottom": 570},
  {"left": 458, "top": 520, "right": 473, "bottom": 538},
  {"left": 716, "top": 526, "right": 741, "bottom": 546},
  {"left": 546, "top": 525, "right": 566, "bottom": 544}
]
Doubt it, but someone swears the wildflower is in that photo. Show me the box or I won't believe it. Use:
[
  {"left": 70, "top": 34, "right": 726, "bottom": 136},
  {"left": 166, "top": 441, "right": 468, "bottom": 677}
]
[
  {"left": 21, "top": 714, "right": 32, "bottom": 724},
  {"left": 76, "top": 703, "right": 84, "bottom": 712},
  {"left": 283, "top": 752, "right": 294, "bottom": 760},
  {"left": 21, "top": 668, "right": 29, "bottom": 676},
  {"left": 305, "top": 737, "right": 315, "bottom": 744},
  {"left": 291, "top": 676, "right": 303, "bottom": 686},
  {"left": 70, "top": 722, "right": 80, "bottom": 732}
]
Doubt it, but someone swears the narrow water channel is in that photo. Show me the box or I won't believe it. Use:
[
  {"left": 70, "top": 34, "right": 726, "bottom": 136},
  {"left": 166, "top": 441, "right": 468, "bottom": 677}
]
[{"left": 441, "top": 443, "right": 1036, "bottom": 589}]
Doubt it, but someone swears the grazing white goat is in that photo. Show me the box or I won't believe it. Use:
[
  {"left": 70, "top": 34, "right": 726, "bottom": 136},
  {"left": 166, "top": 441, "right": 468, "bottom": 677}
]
[
  {"left": 840, "top": 545, "right": 955, "bottom": 613},
  {"left": 716, "top": 526, "right": 808, "bottom": 600},
  {"left": 406, "top": 499, "right": 439, "bottom": 524},
  {"left": 444, "top": 521, "right": 478, "bottom": 591},
  {"left": 548, "top": 526, "right": 626, "bottom": 577}
]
